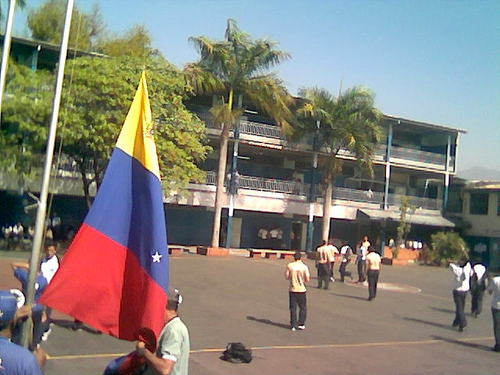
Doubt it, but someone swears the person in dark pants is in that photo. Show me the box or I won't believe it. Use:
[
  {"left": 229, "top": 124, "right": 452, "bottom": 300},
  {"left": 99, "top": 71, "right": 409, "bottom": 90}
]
[
  {"left": 366, "top": 246, "right": 381, "bottom": 301},
  {"left": 315, "top": 241, "right": 335, "bottom": 290},
  {"left": 339, "top": 241, "right": 353, "bottom": 282},
  {"left": 285, "top": 252, "right": 310, "bottom": 331},
  {"left": 450, "top": 261, "right": 472, "bottom": 332},
  {"left": 356, "top": 236, "right": 370, "bottom": 282},
  {"left": 470, "top": 262, "right": 487, "bottom": 318},
  {"left": 487, "top": 273, "right": 500, "bottom": 352}
]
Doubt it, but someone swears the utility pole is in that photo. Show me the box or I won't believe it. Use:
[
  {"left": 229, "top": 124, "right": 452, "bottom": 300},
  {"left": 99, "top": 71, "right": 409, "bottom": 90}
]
[
  {"left": 0, "top": 0, "right": 17, "bottom": 123},
  {"left": 225, "top": 94, "right": 242, "bottom": 248},
  {"left": 306, "top": 120, "right": 320, "bottom": 251},
  {"left": 21, "top": 0, "right": 75, "bottom": 348}
]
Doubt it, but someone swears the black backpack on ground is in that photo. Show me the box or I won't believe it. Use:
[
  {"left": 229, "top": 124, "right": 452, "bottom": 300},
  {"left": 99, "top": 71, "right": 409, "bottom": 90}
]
[{"left": 221, "top": 342, "right": 253, "bottom": 363}]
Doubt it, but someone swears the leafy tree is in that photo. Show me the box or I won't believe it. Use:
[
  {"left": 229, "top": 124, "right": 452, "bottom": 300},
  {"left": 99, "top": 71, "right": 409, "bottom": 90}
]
[
  {"left": 395, "top": 196, "right": 416, "bottom": 258},
  {"left": 58, "top": 55, "right": 211, "bottom": 207},
  {"left": 430, "top": 231, "right": 469, "bottom": 266},
  {"left": 0, "top": 61, "right": 54, "bottom": 189},
  {"left": 0, "top": 0, "right": 26, "bottom": 22},
  {"left": 185, "top": 19, "right": 293, "bottom": 248},
  {"left": 97, "top": 25, "right": 158, "bottom": 59},
  {"left": 1, "top": 56, "right": 211, "bottom": 208},
  {"left": 27, "top": 0, "right": 104, "bottom": 51},
  {"left": 296, "top": 87, "right": 382, "bottom": 241}
]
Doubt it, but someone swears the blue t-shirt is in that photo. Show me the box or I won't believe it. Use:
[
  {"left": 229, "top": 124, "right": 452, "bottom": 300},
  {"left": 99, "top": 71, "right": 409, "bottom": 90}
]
[
  {"left": 13, "top": 269, "right": 47, "bottom": 314},
  {"left": 0, "top": 337, "right": 44, "bottom": 375}
]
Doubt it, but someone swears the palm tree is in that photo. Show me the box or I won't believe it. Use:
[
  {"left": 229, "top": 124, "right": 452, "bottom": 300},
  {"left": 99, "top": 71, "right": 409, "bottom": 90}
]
[
  {"left": 185, "top": 19, "right": 292, "bottom": 248},
  {"left": 0, "top": 0, "right": 26, "bottom": 21},
  {"left": 296, "top": 86, "right": 382, "bottom": 242}
]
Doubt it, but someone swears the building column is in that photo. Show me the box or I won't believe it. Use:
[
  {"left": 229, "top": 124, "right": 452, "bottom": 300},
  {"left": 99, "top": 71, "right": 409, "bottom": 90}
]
[
  {"left": 31, "top": 45, "right": 41, "bottom": 71},
  {"left": 381, "top": 122, "right": 394, "bottom": 257},
  {"left": 383, "top": 122, "right": 393, "bottom": 210},
  {"left": 226, "top": 94, "right": 243, "bottom": 248},
  {"left": 306, "top": 120, "right": 320, "bottom": 252},
  {"left": 443, "top": 134, "right": 451, "bottom": 212}
]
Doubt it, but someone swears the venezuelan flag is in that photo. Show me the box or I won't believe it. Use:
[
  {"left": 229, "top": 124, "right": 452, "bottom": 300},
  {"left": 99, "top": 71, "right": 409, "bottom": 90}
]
[{"left": 40, "top": 72, "right": 169, "bottom": 340}]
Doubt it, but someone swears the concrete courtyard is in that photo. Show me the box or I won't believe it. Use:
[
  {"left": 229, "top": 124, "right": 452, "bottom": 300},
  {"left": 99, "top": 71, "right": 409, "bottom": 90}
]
[{"left": 0, "top": 249, "right": 498, "bottom": 375}]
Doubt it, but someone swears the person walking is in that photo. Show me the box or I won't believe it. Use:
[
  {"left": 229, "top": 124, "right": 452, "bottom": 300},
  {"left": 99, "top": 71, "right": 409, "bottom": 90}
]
[
  {"left": 470, "top": 262, "right": 487, "bottom": 318},
  {"left": 339, "top": 241, "right": 353, "bottom": 282},
  {"left": 316, "top": 241, "right": 335, "bottom": 289},
  {"left": 285, "top": 251, "right": 310, "bottom": 331},
  {"left": 136, "top": 288, "right": 190, "bottom": 375},
  {"left": 356, "top": 236, "right": 370, "bottom": 282},
  {"left": 450, "top": 260, "right": 472, "bottom": 332},
  {"left": 366, "top": 246, "right": 382, "bottom": 301},
  {"left": 487, "top": 273, "right": 500, "bottom": 352}
]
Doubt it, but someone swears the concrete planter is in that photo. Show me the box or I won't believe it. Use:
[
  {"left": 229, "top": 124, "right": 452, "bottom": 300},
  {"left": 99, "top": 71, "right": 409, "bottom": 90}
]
[{"left": 196, "top": 246, "right": 229, "bottom": 256}]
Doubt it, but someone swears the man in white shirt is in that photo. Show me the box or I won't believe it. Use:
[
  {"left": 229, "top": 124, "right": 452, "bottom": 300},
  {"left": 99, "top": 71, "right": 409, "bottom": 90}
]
[
  {"left": 316, "top": 241, "right": 336, "bottom": 290},
  {"left": 449, "top": 261, "right": 472, "bottom": 332},
  {"left": 285, "top": 252, "right": 310, "bottom": 330},
  {"left": 137, "top": 289, "right": 190, "bottom": 375},
  {"left": 487, "top": 273, "right": 500, "bottom": 352},
  {"left": 470, "top": 262, "right": 487, "bottom": 318},
  {"left": 366, "top": 247, "right": 382, "bottom": 301},
  {"left": 339, "top": 241, "right": 353, "bottom": 282},
  {"left": 356, "top": 236, "right": 370, "bottom": 283}
]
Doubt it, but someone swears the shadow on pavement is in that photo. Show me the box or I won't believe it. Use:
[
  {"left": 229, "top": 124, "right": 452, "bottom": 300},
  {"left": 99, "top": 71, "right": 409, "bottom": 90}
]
[
  {"left": 52, "top": 319, "right": 102, "bottom": 334},
  {"left": 430, "top": 307, "right": 455, "bottom": 314},
  {"left": 330, "top": 292, "right": 367, "bottom": 301},
  {"left": 431, "top": 335, "right": 493, "bottom": 352},
  {"left": 402, "top": 316, "right": 457, "bottom": 332},
  {"left": 430, "top": 306, "right": 475, "bottom": 317},
  {"left": 246, "top": 316, "right": 290, "bottom": 330}
]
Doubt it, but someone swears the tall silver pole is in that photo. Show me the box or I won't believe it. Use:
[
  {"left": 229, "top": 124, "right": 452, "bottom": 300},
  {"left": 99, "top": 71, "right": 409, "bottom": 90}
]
[
  {"left": 21, "top": 0, "right": 75, "bottom": 348},
  {"left": 0, "top": 0, "right": 17, "bottom": 123}
]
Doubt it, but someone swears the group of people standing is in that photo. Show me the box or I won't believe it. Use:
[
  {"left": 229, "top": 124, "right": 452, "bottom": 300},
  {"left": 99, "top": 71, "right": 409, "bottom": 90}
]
[
  {"left": 450, "top": 259, "right": 500, "bottom": 352},
  {"left": 285, "top": 235, "right": 382, "bottom": 331}
]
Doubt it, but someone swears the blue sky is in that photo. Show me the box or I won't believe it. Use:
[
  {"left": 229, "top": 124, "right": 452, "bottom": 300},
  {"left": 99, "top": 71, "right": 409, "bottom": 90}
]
[{"left": 12, "top": 0, "right": 500, "bottom": 173}]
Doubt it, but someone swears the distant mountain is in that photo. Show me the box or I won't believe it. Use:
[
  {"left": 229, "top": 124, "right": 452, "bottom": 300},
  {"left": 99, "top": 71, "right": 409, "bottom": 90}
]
[{"left": 458, "top": 167, "right": 500, "bottom": 181}]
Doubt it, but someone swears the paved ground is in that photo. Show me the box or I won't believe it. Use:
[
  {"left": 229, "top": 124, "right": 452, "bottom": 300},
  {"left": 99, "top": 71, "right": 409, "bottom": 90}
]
[{"left": 0, "top": 249, "right": 498, "bottom": 374}]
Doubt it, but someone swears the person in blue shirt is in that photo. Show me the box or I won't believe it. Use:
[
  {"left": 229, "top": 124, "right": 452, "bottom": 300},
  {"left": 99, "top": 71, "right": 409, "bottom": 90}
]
[
  {"left": 10, "top": 264, "right": 49, "bottom": 349},
  {"left": 0, "top": 289, "right": 44, "bottom": 375}
]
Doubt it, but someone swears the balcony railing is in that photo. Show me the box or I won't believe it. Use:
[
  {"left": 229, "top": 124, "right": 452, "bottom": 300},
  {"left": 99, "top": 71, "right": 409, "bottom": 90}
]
[{"left": 201, "top": 171, "right": 442, "bottom": 210}]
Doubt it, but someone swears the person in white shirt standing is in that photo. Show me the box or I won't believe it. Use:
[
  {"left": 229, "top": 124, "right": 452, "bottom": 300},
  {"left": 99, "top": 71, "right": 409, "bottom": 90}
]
[
  {"left": 315, "top": 241, "right": 335, "bottom": 290},
  {"left": 487, "top": 273, "right": 500, "bottom": 352},
  {"left": 470, "top": 262, "right": 487, "bottom": 318},
  {"left": 285, "top": 252, "right": 310, "bottom": 331},
  {"left": 449, "top": 261, "right": 472, "bottom": 332},
  {"left": 356, "top": 236, "right": 370, "bottom": 283},
  {"left": 339, "top": 241, "right": 353, "bottom": 282},
  {"left": 366, "top": 247, "right": 382, "bottom": 301}
]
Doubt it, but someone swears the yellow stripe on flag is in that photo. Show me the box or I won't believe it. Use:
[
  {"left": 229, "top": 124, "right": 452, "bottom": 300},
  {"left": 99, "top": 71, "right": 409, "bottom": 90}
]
[{"left": 116, "top": 71, "right": 161, "bottom": 179}]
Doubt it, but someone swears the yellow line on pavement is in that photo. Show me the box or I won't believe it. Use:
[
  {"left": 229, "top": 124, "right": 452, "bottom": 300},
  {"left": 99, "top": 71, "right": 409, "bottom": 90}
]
[{"left": 46, "top": 336, "right": 494, "bottom": 360}]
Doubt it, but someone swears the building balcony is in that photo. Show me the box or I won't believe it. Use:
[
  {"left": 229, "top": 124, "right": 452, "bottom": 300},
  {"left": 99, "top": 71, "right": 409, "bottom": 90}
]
[
  {"left": 202, "top": 171, "right": 443, "bottom": 211},
  {"left": 196, "top": 111, "right": 455, "bottom": 173}
]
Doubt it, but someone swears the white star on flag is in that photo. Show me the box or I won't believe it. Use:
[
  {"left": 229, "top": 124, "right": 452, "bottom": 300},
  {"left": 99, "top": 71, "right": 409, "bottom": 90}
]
[{"left": 152, "top": 251, "right": 162, "bottom": 263}]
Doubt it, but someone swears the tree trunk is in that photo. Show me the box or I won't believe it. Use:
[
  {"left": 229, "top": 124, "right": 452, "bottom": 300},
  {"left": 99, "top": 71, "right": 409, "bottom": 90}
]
[
  {"left": 210, "top": 131, "right": 229, "bottom": 248},
  {"left": 321, "top": 179, "right": 333, "bottom": 241}
]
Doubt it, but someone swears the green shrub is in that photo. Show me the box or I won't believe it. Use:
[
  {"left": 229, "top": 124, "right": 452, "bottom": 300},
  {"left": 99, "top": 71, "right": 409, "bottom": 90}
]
[{"left": 429, "top": 232, "right": 469, "bottom": 266}]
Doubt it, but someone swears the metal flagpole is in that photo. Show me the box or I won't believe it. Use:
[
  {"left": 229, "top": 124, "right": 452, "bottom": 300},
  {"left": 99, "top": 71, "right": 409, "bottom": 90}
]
[
  {"left": 0, "top": 0, "right": 17, "bottom": 123},
  {"left": 21, "top": 0, "right": 75, "bottom": 348}
]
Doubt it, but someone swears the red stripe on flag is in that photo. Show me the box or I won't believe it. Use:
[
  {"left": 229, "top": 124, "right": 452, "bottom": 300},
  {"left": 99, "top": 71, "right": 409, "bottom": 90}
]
[{"left": 40, "top": 224, "right": 167, "bottom": 340}]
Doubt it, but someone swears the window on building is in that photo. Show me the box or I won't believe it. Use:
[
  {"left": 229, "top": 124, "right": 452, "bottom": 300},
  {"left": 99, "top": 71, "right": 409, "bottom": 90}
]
[{"left": 469, "top": 193, "right": 489, "bottom": 215}]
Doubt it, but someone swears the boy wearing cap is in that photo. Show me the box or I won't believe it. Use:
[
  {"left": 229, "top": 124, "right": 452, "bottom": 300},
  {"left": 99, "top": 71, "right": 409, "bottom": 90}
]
[
  {"left": 136, "top": 289, "right": 190, "bottom": 375},
  {"left": 0, "top": 290, "right": 44, "bottom": 375}
]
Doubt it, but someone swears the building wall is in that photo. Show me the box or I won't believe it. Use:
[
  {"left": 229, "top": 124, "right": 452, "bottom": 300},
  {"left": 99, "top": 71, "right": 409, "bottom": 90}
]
[{"left": 462, "top": 191, "right": 500, "bottom": 238}]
